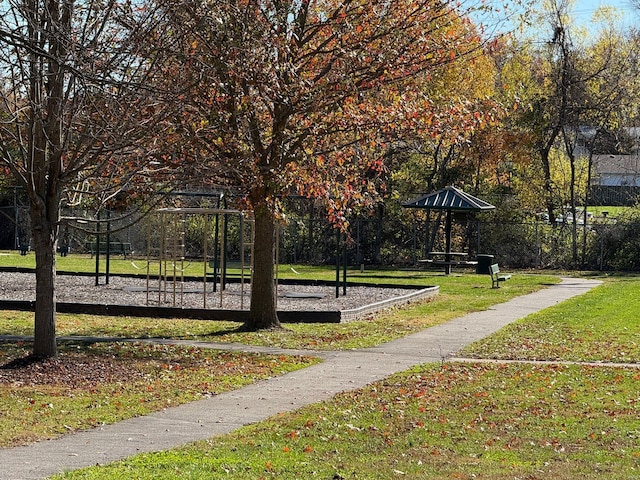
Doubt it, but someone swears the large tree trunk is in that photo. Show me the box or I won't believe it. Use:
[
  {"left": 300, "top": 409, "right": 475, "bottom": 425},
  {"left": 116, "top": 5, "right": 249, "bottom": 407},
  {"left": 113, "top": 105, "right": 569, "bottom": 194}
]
[
  {"left": 246, "top": 204, "right": 281, "bottom": 330},
  {"left": 31, "top": 211, "right": 58, "bottom": 358}
]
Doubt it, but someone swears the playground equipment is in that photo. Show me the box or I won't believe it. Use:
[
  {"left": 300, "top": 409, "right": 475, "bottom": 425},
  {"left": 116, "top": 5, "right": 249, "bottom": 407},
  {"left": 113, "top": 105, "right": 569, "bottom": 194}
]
[{"left": 147, "top": 207, "right": 254, "bottom": 309}]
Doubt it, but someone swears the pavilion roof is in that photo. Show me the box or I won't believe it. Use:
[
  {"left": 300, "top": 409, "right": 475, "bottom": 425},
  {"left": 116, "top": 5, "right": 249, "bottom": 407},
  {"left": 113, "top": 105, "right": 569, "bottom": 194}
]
[{"left": 402, "top": 186, "right": 495, "bottom": 212}]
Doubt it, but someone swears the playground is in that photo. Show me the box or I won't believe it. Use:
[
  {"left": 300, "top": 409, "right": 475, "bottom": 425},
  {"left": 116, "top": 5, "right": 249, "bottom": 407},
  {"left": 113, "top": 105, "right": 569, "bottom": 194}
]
[{"left": 0, "top": 268, "right": 436, "bottom": 323}]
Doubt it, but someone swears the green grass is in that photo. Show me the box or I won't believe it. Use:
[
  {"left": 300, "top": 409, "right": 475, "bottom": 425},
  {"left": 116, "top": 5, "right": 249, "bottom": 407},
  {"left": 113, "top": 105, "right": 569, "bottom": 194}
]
[
  {"left": 0, "top": 264, "right": 558, "bottom": 452},
  {"left": 49, "top": 274, "right": 640, "bottom": 480},
  {"left": 587, "top": 205, "right": 632, "bottom": 219},
  {"left": 0, "top": 250, "right": 552, "bottom": 286},
  {"left": 55, "top": 362, "right": 640, "bottom": 480},
  {"left": 0, "top": 251, "right": 560, "bottom": 352},
  {"left": 5, "top": 259, "right": 640, "bottom": 478},
  {"left": 0, "top": 342, "right": 317, "bottom": 447},
  {"left": 1, "top": 250, "right": 360, "bottom": 278},
  {"left": 461, "top": 276, "right": 640, "bottom": 363},
  {"left": 0, "top": 270, "right": 558, "bottom": 350},
  {"left": 0, "top": 251, "right": 198, "bottom": 276}
]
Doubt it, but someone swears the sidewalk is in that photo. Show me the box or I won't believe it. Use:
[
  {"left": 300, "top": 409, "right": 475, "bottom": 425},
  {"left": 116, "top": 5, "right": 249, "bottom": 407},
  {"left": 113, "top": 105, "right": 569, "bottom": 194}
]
[{"left": 0, "top": 277, "right": 601, "bottom": 479}]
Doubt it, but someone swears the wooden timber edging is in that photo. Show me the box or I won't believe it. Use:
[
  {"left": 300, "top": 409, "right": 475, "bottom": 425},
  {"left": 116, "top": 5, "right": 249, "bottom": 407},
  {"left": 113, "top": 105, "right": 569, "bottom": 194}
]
[{"left": 0, "top": 286, "right": 439, "bottom": 324}]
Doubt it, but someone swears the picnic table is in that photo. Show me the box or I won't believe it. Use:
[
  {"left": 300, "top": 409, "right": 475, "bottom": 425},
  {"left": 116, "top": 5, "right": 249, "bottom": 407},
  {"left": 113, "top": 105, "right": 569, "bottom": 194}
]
[{"left": 418, "top": 252, "right": 478, "bottom": 275}]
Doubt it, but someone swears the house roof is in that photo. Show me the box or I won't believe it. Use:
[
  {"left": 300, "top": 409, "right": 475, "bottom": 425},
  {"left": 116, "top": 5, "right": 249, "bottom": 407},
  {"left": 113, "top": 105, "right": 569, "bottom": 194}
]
[
  {"left": 592, "top": 155, "right": 640, "bottom": 176},
  {"left": 402, "top": 186, "right": 495, "bottom": 212}
]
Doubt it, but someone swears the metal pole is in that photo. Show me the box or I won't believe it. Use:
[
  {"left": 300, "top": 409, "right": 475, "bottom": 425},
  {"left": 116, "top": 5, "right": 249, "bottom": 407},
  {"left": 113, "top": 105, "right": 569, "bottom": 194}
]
[
  {"left": 219, "top": 219, "right": 224, "bottom": 308},
  {"left": 412, "top": 219, "right": 417, "bottom": 266},
  {"left": 94, "top": 213, "right": 100, "bottom": 286},
  {"left": 105, "top": 211, "right": 111, "bottom": 285},
  {"left": 212, "top": 212, "right": 220, "bottom": 293},
  {"left": 146, "top": 218, "right": 151, "bottom": 306},
  {"left": 222, "top": 212, "right": 229, "bottom": 290},
  {"left": 445, "top": 210, "right": 452, "bottom": 275},
  {"left": 275, "top": 223, "right": 280, "bottom": 309},
  {"left": 240, "top": 214, "right": 245, "bottom": 310},
  {"left": 342, "top": 237, "right": 347, "bottom": 296},
  {"left": 172, "top": 214, "right": 178, "bottom": 307},
  {"left": 203, "top": 214, "right": 209, "bottom": 309},
  {"left": 335, "top": 230, "right": 340, "bottom": 299}
]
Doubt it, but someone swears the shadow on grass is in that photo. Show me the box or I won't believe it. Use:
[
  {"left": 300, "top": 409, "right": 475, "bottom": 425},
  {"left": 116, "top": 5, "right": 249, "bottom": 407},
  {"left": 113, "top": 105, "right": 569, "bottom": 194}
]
[{"left": 0, "top": 354, "right": 43, "bottom": 369}]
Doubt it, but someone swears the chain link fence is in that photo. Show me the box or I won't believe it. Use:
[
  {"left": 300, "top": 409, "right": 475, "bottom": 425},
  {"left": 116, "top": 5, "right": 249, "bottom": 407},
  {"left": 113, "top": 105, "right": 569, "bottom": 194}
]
[{"left": 2, "top": 201, "right": 639, "bottom": 272}]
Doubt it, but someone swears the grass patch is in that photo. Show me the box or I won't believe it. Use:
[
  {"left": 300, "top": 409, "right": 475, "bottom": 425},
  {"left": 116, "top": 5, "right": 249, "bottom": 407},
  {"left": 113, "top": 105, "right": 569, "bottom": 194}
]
[
  {"left": 0, "top": 342, "right": 317, "bottom": 447},
  {"left": 587, "top": 205, "right": 632, "bottom": 219},
  {"left": 55, "top": 362, "right": 640, "bottom": 479},
  {"left": 0, "top": 251, "right": 145, "bottom": 276},
  {"left": 461, "top": 276, "right": 640, "bottom": 363},
  {"left": 0, "top": 269, "right": 558, "bottom": 450},
  {"left": 0, "top": 250, "right": 551, "bottom": 285}
]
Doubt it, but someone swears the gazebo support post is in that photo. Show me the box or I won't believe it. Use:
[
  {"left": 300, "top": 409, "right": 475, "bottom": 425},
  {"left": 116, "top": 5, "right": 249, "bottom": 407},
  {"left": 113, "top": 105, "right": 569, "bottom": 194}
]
[{"left": 445, "top": 210, "right": 452, "bottom": 275}]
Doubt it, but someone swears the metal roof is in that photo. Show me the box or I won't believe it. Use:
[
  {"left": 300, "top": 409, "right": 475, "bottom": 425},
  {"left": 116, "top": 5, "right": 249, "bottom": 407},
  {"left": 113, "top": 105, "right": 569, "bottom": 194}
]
[{"left": 402, "top": 186, "right": 495, "bottom": 212}]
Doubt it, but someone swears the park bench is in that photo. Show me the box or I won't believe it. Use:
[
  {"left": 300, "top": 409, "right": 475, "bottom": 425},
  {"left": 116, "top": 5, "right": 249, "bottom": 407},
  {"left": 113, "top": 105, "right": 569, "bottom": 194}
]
[
  {"left": 87, "top": 241, "right": 132, "bottom": 258},
  {"left": 208, "top": 260, "right": 252, "bottom": 278},
  {"left": 489, "top": 263, "right": 511, "bottom": 288}
]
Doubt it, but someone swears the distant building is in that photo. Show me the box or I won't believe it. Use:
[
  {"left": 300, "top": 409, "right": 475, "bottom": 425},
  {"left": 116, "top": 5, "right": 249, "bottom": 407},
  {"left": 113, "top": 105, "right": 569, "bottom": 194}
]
[{"left": 581, "top": 128, "right": 640, "bottom": 206}]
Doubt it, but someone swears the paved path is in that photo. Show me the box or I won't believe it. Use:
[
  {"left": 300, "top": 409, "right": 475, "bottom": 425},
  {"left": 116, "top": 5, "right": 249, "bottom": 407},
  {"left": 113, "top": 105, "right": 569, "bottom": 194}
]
[{"left": 0, "top": 277, "right": 601, "bottom": 479}]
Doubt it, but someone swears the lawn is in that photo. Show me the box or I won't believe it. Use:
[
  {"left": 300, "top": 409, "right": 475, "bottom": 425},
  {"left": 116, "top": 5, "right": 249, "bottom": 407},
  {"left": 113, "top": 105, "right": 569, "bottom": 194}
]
[
  {"left": 49, "top": 274, "right": 640, "bottom": 480},
  {"left": 460, "top": 275, "right": 640, "bottom": 363},
  {"left": 0, "top": 264, "right": 556, "bottom": 450},
  {"left": 0, "top": 264, "right": 558, "bottom": 350},
  {"left": 56, "top": 362, "right": 638, "bottom": 480},
  {"left": 2, "top": 260, "right": 639, "bottom": 478},
  {"left": 0, "top": 342, "right": 318, "bottom": 448}
]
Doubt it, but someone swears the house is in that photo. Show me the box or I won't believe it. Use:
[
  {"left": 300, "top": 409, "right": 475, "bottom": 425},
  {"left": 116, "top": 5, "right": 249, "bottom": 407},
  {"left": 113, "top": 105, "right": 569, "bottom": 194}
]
[
  {"left": 579, "top": 127, "right": 640, "bottom": 206},
  {"left": 589, "top": 155, "right": 640, "bottom": 206}
]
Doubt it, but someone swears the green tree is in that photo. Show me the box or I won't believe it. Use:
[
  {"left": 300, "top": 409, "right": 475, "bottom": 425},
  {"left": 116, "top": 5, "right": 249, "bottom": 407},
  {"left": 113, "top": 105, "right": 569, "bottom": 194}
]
[
  {"left": 497, "top": 0, "right": 640, "bottom": 264},
  {"left": 389, "top": 43, "right": 502, "bottom": 196}
]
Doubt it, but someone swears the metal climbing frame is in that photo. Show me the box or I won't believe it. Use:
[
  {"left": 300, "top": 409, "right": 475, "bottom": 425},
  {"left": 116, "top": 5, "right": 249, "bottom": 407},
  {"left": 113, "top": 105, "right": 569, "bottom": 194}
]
[{"left": 149, "top": 207, "right": 253, "bottom": 309}]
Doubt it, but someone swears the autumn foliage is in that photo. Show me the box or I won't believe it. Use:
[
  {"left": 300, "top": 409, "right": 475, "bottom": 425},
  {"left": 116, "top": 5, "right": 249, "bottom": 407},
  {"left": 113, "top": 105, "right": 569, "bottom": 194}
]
[{"left": 158, "top": 0, "right": 499, "bottom": 328}]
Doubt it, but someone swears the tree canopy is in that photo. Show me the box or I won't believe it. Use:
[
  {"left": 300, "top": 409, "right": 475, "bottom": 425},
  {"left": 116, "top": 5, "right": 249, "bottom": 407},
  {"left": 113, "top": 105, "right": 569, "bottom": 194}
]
[
  {"left": 1, "top": 0, "right": 639, "bottom": 357},
  {"left": 158, "top": 0, "right": 505, "bottom": 329}
]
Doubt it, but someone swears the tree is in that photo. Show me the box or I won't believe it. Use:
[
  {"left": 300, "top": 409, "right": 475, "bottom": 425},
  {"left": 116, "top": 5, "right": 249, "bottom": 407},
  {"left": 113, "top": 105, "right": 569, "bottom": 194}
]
[
  {"left": 498, "top": 0, "right": 640, "bottom": 264},
  {"left": 389, "top": 43, "right": 503, "bottom": 196},
  {"left": 0, "top": 0, "right": 174, "bottom": 358},
  {"left": 545, "top": 1, "right": 640, "bottom": 263},
  {"left": 162, "top": 0, "right": 511, "bottom": 330}
]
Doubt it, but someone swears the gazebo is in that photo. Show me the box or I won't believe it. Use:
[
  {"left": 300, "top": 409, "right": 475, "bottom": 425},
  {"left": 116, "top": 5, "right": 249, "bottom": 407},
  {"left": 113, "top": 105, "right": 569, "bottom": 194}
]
[{"left": 402, "top": 186, "right": 495, "bottom": 274}]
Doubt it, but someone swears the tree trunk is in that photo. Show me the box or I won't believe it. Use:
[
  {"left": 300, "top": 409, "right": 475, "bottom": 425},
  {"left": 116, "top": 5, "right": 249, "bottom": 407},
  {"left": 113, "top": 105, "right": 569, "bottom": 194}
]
[
  {"left": 31, "top": 213, "right": 58, "bottom": 358},
  {"left": 540, "top": 145, "right": 557, "bottom": 226},
  {"left": 569, "top": 154, "right": 578, "bottom": 265},
  {"left": 246, "top": 204, "right": 281, "bottom": 330}
]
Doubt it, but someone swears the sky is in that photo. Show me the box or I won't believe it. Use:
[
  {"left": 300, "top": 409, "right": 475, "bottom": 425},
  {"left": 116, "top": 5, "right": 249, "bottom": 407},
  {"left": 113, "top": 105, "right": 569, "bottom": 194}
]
[
  {"left": 484, "top": 0, "right": 639, "bottom": 42},
  {"left": 571, "top": 0, "right": 636, "bottom": 26}
]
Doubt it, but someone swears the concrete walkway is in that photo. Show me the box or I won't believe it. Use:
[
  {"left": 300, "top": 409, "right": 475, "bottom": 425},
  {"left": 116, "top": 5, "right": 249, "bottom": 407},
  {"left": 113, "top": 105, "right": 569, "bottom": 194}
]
[{"left": 0, "top": 277, "right": 601, "bottom": 479}]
